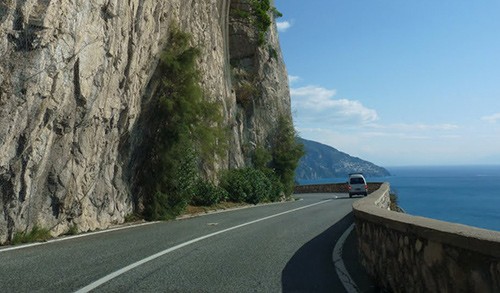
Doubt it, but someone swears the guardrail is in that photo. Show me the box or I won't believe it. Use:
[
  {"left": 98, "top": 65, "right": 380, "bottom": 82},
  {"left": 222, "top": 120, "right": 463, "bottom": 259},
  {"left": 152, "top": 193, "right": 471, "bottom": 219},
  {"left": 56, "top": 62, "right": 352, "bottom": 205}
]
[{"left": 352, "top": 183, "right": 500, "bottom": 292}]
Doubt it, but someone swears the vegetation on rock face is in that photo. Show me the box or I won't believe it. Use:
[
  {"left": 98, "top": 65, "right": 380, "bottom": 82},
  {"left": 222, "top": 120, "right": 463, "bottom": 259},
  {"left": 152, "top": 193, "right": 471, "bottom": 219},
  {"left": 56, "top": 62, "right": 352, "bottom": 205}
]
[
  {"left": 250, "top": 0, "right": 274, "bottom": 45},
  {"left": 269, "top": 116, "right": 305, "bottom": 195},
  {"left": 12, "top": 225, "right": 52, "bottom": 244},
  {"left": 221, "top": 116, "right": 304, "bottom": 203},
  {"left": 232, "top": 0, "right": 282, "bottom": 46},
  {"left": 136, "top": 25, "right": 300, "bottom": 220},
  {"left": 138, "top": 27, "right": 227, "bottom": 220},
  {"left": 208, "top": 117, "right": 303, "bottom": 206}
]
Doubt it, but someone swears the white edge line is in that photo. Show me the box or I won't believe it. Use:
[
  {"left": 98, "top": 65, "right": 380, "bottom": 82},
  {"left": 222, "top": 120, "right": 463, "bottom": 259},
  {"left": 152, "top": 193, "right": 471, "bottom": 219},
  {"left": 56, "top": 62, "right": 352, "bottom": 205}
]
[
  {"left": 0, "top": 221, "right": 158, "bottom": 253},
  {"left": 74, "top": 199, "right": 332, "bottom": 293},
  {"left": 2, "top": 199, "right": 301, "bottom": 252},
  {"left": 332, "top": 223, "right": 360, "bottom": 293}
]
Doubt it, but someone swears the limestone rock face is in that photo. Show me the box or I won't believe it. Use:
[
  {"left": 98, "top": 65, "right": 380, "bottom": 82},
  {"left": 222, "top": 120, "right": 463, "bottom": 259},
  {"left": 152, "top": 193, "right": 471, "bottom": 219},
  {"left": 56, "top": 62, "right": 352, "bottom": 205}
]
[{"left": 0, "top": 0, "right": 290, "bottom": 243}]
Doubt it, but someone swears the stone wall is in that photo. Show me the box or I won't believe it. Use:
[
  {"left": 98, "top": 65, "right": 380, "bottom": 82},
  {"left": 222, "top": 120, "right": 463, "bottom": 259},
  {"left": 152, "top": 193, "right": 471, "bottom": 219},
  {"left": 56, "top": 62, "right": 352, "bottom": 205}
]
[
  {"left": 294, "top": 182, "right": 382, "bottom": 194},
  {"left": 353, "top": 183, "right": 500, "bottom": 292}
]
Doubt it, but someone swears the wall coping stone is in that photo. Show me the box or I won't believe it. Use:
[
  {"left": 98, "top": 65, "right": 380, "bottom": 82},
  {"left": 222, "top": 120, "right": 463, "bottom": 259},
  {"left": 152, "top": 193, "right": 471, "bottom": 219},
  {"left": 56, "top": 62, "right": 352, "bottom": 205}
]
[{"left": 352, "top": 183, "right": 500, "bottom": 258}]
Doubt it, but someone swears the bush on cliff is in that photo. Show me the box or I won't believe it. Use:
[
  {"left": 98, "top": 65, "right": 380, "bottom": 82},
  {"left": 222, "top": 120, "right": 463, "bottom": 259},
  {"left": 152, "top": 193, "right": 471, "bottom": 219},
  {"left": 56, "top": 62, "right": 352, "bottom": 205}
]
[
  {"left": 139, "top": 27, "right": 226, "bottom": 220},
  {"left": 231, "top": 0, "right": 282, "bottom": 46}
]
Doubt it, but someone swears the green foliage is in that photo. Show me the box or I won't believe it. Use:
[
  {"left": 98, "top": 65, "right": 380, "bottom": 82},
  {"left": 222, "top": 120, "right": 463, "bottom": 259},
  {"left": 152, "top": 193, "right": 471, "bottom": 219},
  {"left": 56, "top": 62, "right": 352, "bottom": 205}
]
[
  {"left": 66, "top": 224, "right": 78, "bottom": 236},
  {"left": 232, "top": 8, "right": 251, "bottom": 19},
  {"left": 12, "top": 225, "right": 51, "bottom": 245},
  {"left": 261, "top": 168, "right": 285, "bottom": 202},
  {"left": 232, "top": 0, "right": 283, "bottom": 46},
  {"left": 251, "top": 0, "right": 273, "bottom": 45},
  {"left": 252, "top": 145, "right": 272, "bottom": 170},
  {"left": 271, "top": 7, "right": 283, "bottom": 18},
  {"left": 270, "top": 116, "right": 305, "bottom": 195},
  {"left": 191, "top": 180, "right": 229, "bottom": 206},
  {"left": 249, "top": 145, "right": 287, "bottom": 202},
  {"left": 220, "top": 168, "right": 279, "bottom": 204},
  {"left": 139, "top": 27, "right": 227, "bottom": 220}
]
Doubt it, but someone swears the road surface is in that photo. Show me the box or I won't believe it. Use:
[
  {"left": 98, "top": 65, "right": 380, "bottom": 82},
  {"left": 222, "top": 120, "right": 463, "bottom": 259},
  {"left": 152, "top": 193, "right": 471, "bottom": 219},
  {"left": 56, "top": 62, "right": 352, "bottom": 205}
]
[{"left": 0, "top": 193, "right": 378, "bottom": 292}]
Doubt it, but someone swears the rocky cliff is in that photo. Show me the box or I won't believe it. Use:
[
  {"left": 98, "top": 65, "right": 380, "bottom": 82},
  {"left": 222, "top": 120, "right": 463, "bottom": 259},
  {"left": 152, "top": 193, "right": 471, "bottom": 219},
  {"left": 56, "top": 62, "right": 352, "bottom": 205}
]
[{"left": 0, "top": 0, "right": 290, "bottom": 243}]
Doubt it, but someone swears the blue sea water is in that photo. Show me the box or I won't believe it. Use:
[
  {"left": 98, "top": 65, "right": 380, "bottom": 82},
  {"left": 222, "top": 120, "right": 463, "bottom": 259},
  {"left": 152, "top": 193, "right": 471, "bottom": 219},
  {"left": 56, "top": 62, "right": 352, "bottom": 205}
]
[{"left": 299, "top": 165, "right": 500, "bottom": 232}]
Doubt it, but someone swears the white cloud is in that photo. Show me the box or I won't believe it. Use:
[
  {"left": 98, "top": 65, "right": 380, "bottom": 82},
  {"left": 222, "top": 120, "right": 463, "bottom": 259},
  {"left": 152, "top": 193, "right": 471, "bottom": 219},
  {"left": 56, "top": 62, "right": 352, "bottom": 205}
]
[
  {"left": 481, "top": 113, "right": 500, "bottom": 123},
  {"left": 277, "top": 20, "right": 292, "bottom": 32},
  {"left": 288, "top": 75, "right": 300, "bottom": 84},
  {"left": 372, "top": 123, "right": 459, "bottom": 131},
  {"left": 291, "top": 85, "right": 378, "bottom": 125}
]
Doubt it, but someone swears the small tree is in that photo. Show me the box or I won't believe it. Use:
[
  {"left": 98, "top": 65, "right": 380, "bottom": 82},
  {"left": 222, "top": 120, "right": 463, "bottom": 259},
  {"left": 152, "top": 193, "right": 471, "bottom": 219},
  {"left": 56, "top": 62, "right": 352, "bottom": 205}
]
[{"left": 270, "top": 116, "right": 305, "bottom": 195}]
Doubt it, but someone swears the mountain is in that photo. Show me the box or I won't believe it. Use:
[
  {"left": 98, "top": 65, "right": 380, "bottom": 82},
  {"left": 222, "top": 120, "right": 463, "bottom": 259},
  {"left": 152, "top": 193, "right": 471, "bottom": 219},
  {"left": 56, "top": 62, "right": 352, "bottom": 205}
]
[{"left": 295, "top": 138, "right": 390, "bottom": 180}]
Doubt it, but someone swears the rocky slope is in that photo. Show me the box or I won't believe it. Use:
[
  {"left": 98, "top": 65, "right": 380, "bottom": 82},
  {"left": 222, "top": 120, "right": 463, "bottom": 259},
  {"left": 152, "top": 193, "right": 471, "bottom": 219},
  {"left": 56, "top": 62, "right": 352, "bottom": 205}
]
[
  {"left": 0, "top": 0, "right": 290, "bottom": 243},
  {"left": 296, "top": 138, "right": 390, "bottom": 181}
]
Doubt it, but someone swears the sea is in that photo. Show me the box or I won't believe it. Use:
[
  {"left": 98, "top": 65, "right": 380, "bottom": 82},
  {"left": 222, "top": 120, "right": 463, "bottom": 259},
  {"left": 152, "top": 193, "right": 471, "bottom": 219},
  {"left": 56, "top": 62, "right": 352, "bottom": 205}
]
[{"left": 297, "top": 165, "right": 500, "bottom": 232}]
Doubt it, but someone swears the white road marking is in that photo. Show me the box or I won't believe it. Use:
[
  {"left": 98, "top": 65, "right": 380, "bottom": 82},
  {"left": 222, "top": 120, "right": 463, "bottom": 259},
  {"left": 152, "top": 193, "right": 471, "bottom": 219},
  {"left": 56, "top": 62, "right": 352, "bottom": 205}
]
[
  {"left": 74, "top": 199, "right": 332, "bottom": 293},
  {"left": 0, "top": 222, "right": 158, "bottom": 253},
  {"left": 332, "top": 223, "right": 360, "bottom": 293}
]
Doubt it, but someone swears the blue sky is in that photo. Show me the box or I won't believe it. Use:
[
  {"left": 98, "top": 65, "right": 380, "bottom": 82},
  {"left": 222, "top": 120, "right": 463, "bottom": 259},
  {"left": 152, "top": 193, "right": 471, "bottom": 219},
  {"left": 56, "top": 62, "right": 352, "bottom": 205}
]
[{"left": 274, "top": 0, "right": 500, "bottom": 167}]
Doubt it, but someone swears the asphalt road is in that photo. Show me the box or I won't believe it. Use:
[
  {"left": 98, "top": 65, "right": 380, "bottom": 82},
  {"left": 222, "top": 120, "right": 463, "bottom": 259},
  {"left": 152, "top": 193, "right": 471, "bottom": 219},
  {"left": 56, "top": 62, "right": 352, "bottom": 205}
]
[{"left": 0, "top": 193, "right": 378, "bottom": 292}]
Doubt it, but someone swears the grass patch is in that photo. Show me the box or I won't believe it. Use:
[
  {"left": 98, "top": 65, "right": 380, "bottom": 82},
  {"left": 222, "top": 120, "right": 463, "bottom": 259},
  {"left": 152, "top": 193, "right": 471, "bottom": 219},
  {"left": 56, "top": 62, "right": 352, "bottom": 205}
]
[
  {"left": 66, "top": 224, "right": 79, "bottom": 236},
  {"left": 12, "top": 225, "right": 52, "bottom": 245}
]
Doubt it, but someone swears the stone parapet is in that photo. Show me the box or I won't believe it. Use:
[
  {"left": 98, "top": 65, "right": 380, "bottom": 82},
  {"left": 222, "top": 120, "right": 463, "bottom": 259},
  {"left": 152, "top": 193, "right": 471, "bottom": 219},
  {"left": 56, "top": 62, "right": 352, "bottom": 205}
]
[
  {"left": 294, "top": 182, "right": 382, "bottom": 194},
  {"left": 353, "top": 183, "right": 500, "bottom": 292}
]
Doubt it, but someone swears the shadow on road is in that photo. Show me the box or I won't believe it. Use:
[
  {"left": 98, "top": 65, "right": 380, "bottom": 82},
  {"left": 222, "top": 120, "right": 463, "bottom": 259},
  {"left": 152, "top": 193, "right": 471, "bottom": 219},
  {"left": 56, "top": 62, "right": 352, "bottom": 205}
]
[{"left": 281, "top": 212, "right": 380, "bottom": 293}]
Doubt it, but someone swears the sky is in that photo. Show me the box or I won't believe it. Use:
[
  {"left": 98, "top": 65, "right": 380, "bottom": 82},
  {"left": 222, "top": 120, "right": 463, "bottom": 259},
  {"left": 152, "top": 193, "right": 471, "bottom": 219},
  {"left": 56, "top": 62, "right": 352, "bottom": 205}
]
[{"left": 274, "top": 0, "right": 500, "bottom": 167}]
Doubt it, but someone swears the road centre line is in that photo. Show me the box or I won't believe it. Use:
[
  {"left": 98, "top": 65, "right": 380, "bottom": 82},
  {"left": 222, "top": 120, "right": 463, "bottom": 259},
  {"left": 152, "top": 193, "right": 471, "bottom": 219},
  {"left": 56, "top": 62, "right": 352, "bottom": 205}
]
[{"left": 74, "top": 199, "right": 333, "bottom": 293}]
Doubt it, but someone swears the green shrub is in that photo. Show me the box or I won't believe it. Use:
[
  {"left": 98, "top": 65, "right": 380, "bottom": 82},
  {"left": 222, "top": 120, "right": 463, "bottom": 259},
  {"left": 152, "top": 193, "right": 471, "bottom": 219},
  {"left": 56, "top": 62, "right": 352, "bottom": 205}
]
[
  {"left": 220, "top": 168, "right": 250, "bottom": 203},
  {"left": 220, "top": 168, "right": 278, "bottom": 204},
  {"left": 66, "top": 224, "right": 78, "bottom": 236},
  {"left": 262, "top": 168, "right": 284, "bottom": 202},
  {"left": 191, "top": 180, "right": 229, "bottom": 206},
  {"left": 231, "top": 0, "right": 282, "bottom": 46},
  {"left": 12, "top": 225, "right": 51, "bottom": 244}
]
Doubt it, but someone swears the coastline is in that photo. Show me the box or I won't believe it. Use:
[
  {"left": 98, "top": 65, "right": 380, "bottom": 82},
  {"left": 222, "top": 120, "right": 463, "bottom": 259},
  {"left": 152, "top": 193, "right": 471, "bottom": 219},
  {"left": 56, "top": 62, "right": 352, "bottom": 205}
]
[{"left": 296, "top": 165, "right": 500, "bottom": 232}]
